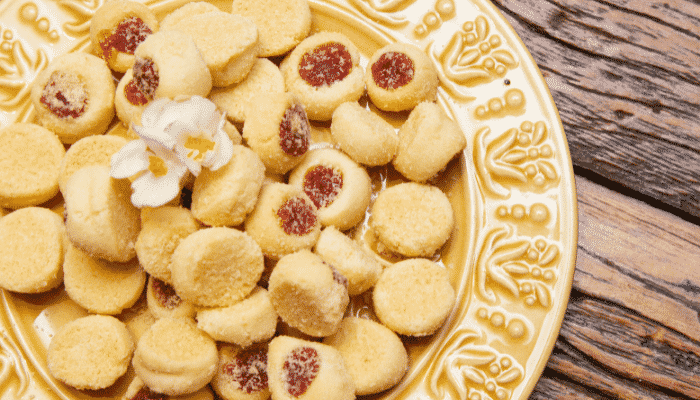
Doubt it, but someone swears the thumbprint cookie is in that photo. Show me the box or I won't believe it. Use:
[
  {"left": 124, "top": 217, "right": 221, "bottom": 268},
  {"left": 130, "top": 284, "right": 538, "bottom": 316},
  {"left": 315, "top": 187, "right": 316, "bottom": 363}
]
[
  {"left": 212, "top": 343, "right": 270, "bottom": 400},
  {"left": 146, "top": 275, "right": 197, "bottom": 320},
  {"left": 330, "top": 101, "right": 398, "bottom": 166},
  {"left": 114, "top": 68, "right": 148, "bottom": 126}
]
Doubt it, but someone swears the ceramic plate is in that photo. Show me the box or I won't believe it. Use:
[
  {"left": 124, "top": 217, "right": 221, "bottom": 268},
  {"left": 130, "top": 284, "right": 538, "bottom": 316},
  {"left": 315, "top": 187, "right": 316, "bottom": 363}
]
[{"left": 0, "top": 0, "right": 577, "bottom": 399}]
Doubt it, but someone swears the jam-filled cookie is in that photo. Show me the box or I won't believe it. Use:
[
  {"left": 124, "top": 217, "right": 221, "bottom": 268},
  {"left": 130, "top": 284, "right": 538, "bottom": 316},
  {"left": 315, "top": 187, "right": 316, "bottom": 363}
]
[
  {"left": 58, "top": 134, "right": 128, "bottom": 195},
  {"left": 90, "top": 0, "right": 158, "bottom": 73},
  {"left": 393, "top": 101, "right": 467, "bottom": 182},
  {"left": 146, "top": 275, "right": 197, "bottom": 320},
  {"left": 365, "top": 42, "right": 438, "bottom": 112},
  {"left": 369, "top": 182, "right": 454, "bottom": 258},
  {"left": 267, "top": 335, "right": 354, "bottom": 400},
  {"left": 324, "top": 317, "right": 408, "bottom": 395},
  {"left": 244, "top": 183, "right": 320, "bottom": 260},
  {"left": 212, "top": 343, "right": 270, "bottom": 400},
  {"left": 171, "top": 227, "right": 264, "bottom": 307},
  {"left": 330, "top": 101, "right": 398, "bottom": 166},
  {"left": 63, "top": 242, "right": 146, "bottom": 315},
  {"left": 0, "top": 207, "right": 65, "bottom": 293},
  {"left": 123, "top": 376, "right": 215, "bottom": 400},
  {"left": 0, "top": 123, "right": 65, "bottom": 209},
  {"left": 229, "top": 0, "right": 311, "bottom": 57},
  {"left": 114, "top": 68, "right": 149, "bottom": 126},
  {"left": 243, "top": 93, "right": 311, "bottom": 174},
  {"left": 209, "top": 58, "right": 286, "bottom": 123},
  {"left": 373, "top": 258, "right": 455, "bottom": 336},
  {"left": 31, "top": 52, "right": 115, "bottom": 144},
  {"left": 268, "top": 250, "right": 348, "bottom": 337},
  {"left": 288, "top": 148, "right": 371, "bottom": 231},
  {"left": 280, "top": 32, "right": 364, "bottom": 121},
  {"left": 48, "top": 315, "right": 134, "bottom": 390}
]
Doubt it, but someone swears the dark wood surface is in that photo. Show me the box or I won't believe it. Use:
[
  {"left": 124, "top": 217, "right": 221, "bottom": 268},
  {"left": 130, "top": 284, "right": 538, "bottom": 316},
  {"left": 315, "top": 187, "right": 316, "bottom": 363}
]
[{"left": 488, "top": 0, "right": 700, "bottom": 398}]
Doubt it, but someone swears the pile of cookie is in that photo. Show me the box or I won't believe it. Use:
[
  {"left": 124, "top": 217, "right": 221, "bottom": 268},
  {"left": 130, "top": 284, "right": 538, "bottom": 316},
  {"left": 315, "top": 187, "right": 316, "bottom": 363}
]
[{"left": 0, "top": 0, "right": 468, "bottom": 399}]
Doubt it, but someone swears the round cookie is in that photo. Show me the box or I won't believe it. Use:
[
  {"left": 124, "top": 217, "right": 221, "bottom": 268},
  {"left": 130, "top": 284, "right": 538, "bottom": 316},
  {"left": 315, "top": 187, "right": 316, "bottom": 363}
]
[
  {"left": 90, "top": 0, "right": 158, "bottom": 73},
  {"left": 133, "top": 30, "right": 212, "bottom": 101},
  {"left": 372, "top": 258, "right": 456, "bottom": 336},
  {"left": 31, "top": 52, "right": 115, "bottom": 143},
  {"left": 160, "top": 1, "right": 221, "bottom": 26},
  {"left": 63, "top": 165, "right": 141, "bottom": 263},
  {"left": 365, "top": 42, "right": 438, "bottom": 112},
  {"left": 0, "top": 123, "right": 65, "bottom": 208},
  {"left": 191, "top": 144, "right": 265, "bottom": 227},
  {"left": 330, "top": 101, "right": 398, "bottom": 166},
  {"left": 58, "top": 134, "right": 128, "bottom": 195},
  {"left": 242, "top": 93, "right": 311, "bottom": 174},
  {"left": 288, "top": 148, "right": 371, "bottom": 231},
  {"left": 146, "top": 275, "right": 197, "bottom": 320},
  {"left": 324, "top": 317, "right": 408, "bottom": 395},
  {"left": 268, "top": 250, "right": 349, "bottom": 337},
  {"left": 244, "top": 183, "right": 320, "bottom": 260},
  {"left": 170, "top": 227, "right": 264, "bottom": 307},
  {"left": 63, "top": 242, "right": 146, "bottom": 315},
  {"left": 48, "top": 315, "right": 134, "bottom": 390},
  {"left": 0, "top": 207, "right": 65, "bottom": 293},
  {"left": 133, "top": 317, "right": 218, "bottom": 396},
  {"left": 314, "top": 226, "right": 381, "bottom": 296},
  {"left": 369, "top": 182, "right": 454, "bottom": 257},
  {"left": 229, "top": 0, "right": 311, "bottom": 57},
  {"left": 267, "top": 335, "right": 354, "bottom": 400},
  {"left": 124, "top": 376, "right": 215, "bottom": 400},
  {"left": 212, "top": 343, "right": 270, "bottom": 400},
  {"left": 393, "top": 101, "right": 467, "bottom": 182},
  {"left": 114, "top": 68, "right": 149, "bottom": 126},
  {"left": 280, "top": 31, "right": 365, "bottom": 121},
  {"left": 135, "top": 206, "right": 202, "bottom": 283},
  {"left": 197, "top": 286, "right": 278, "bottom": 347}
]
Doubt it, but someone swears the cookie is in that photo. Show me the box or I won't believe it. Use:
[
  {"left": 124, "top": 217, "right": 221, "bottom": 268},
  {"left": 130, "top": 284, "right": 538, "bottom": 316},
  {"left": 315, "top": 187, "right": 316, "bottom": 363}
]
[
  {"left": 280, "top": 31, "right": 365, "bottom": 121},
  {"left": 288, "top": 148, "right": 371, "bottom": 231},
  {"left": 393, "top": 101, "right": 467, "bottom": 182},
  {"left": 58, "top": 134, "right": 128, "bottom": 195},
  {"left": 314, "top": 226, "right": 381, "bottom": 296},
  {"left": 146, "top": 275, "right": 197, "bottom": 320},
  {"left": 212, "top": 343, "right": 270, "bottom": 400},
  {"left": 133, "top": 317, "right": 218, "bottom": 396},
  {"left": 267, "top": 335, "right": 354, "bottom": 400},
  {"left": 244, "top": 183, "right": 320, "bottom": 260},
  {"left": 90, "top": 0, "right": 158, "bottom": 73},
  {"left": 31, "top": 52, "right": 115, "bottom": 143},
  {"left": 372, "top": 258, "right": 455, "bottom": 336},
  {"left": 63, "top": 242, "right": 146, "bottom": 315},
  {"left": 0, "top": 123, "right": 65, "bottom": 209},
  {"left": 369, "top": 182, "right": 454, "bottom": 257},
  {"left": 330, "top": 101, "right": 398, "bottom": 166},
  {"left": 365, "top": 42, "right": 438, "bottom": 112},
  {"left": 197, "top": 286, "right": 278, "bottom": 347},
  {"left": 171, "top": 227, "right": 264, "bottom": 307},
  {"left": 268, "top": 250, "right": 349, "bottom": 337},
  {"left": 0, "top": 207, "right": 65, "bottom": 293},
  {"left": 114, "top": 68, "right": 149, "bottom": 126},
  {"left": 48, "top": 315, "right": 134, "bottom": 390},
  {"left": 191, "top": 144, "right": 265, "bottom": 227},
  {"left": 324, "top": 317, "right": 408, "bottom": 395},
  {"left": 123, "top": 376, "right": 215, "bottom": 400}
]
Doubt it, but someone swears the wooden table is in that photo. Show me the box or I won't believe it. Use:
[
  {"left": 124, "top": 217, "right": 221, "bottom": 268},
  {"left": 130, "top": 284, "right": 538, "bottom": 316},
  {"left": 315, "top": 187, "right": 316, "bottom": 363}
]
[{"left": 489, "top": 0, "right": 700, "bottom": 398}]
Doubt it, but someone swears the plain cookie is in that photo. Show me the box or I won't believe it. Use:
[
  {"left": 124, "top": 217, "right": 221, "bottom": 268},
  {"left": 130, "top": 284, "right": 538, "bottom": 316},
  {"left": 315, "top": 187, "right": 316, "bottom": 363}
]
[
  {"left": 330, "top": 101, "right": 398, "bottom": 166},
  {"left": 58, "top": 134, "right": 128, "bottom": 195}
]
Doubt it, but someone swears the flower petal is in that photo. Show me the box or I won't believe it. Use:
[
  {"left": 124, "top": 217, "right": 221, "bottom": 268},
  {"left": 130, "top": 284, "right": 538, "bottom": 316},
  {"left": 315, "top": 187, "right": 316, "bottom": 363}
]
[
  {"left": 130, "top": 171, "right": 182, "bottom": 208},
  {"left": 110, "top": 140, "right": 149, "bottom": 179}
]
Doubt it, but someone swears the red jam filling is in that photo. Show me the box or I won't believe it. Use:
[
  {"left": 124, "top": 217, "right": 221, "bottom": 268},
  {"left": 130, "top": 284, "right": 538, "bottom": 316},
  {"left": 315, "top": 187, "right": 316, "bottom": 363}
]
[
  {"left": 277, "top": 197, "right": 317, "bottom": 236},
  {"left": 222, "top": 347, "right": 268, "bottom": 394},
  {"left": 298, "top": 42, "right": 353, "bottom": 87},
  {"left": 130, "top": 387, "right": 167, "bottom": 400},
  {"left": 133, "top": 57, "right": 159, "bottom": 100},
  {"left": 303, "top": 165, "right": 343, "bottom": 209},
  {"left": 279, "top": 103, "right": 310, "bottom": 157},
  {"left": 371, "top": 51, "right": 414, "bottom": 90},
  {"left": 330, "top": 264, "right": 348, "bottom": 287},
  {"left": 124, "top": 79, "right": 149, "bottom": 106},
  {"left": 151, "top": 278, "right": 182, "bottom": 309},
  {"left": 99, "top": 16, "right": 152, "bottom": 60},
  {"left": 283, "top": 347, "right": 320, "bottom": 397},
  {"left": 40, "top": 71, "right": 88, "bottom": 119}
]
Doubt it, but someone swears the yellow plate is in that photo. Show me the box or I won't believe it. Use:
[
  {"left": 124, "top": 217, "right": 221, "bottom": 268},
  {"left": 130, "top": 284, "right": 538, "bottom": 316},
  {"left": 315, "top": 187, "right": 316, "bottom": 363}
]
[{"left": 0, "top": 0, "right": 577, "bottom": 399}]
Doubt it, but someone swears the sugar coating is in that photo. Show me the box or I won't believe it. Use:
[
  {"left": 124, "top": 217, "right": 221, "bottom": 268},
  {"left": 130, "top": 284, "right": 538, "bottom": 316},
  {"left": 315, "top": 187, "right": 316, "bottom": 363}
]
[
  {"left": 0, "top": 207, "right": 65, "bottom": 293},
  {"left": 330, "top": 101, "right": 398, "bottom": 166},
  {"left": 370, "top": 182, "right": 454, "bottom": 257},
  {"left": 58, "top": 134, "right": 128, "bottom": 195},
  {"left": 393, "top": 101, "right": 467, "bottom": 182},
  {"left": 212, "top": 343, "right": 270, "bottom": 400},
  {"left": 324, "top": 317, "right": 408, "bottom": 395},
  {"left": 48, "top": 315, "right": 134, "bottom": 390},
  {"left": 373, "top": 258, "right": 456, "bottom": 336},
  {"left": 268, "top": 250, "right": 349, "bottom": 337},
  {"left": 146, "top": 275, "right": 197, "bottom": 320},
  {"left": 171, "top": 227, "right": 264, "bottom": 307},
  {"left": 0, "top": 123, "right": 65, "bottom": 209},
  {"left": 30, "top": 52, "right": 115, "bottom": 144},
  {"left": 159, "top": 1, "right": 221, "bottom": 27},
  {"left": 63, "top": 242, "right": 146, "bottom": 315}
]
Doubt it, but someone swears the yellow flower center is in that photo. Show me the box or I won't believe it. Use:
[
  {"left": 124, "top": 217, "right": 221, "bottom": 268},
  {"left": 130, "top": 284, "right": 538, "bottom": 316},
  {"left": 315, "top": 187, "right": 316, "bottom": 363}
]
[
  {"left": 148, "top": 155, "right": 168, "bottom": 177},
  {"left": 184, "top": 135, "right": 216, "bottom": 162}
]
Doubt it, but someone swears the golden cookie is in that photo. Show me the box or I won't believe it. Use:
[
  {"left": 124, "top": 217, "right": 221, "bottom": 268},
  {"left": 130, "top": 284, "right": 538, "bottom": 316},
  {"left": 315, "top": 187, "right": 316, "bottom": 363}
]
[
  {"left": 123, "top": 376, "right": 215, "bottom": 400},
  {"left": 58, "top": 134, "right": 128, "bottom": 195},
  {"left": 146, "top": 275, "right": 197, "bottom": 320},
  {"left": 212, "top": 343, "right": 270, "bottom": 400},
  {"left": 330, "top": 101, "right": 398, "bottom": 166}
]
